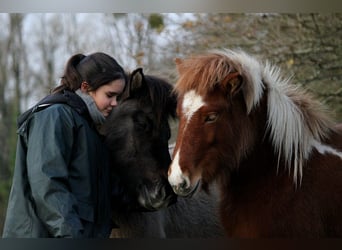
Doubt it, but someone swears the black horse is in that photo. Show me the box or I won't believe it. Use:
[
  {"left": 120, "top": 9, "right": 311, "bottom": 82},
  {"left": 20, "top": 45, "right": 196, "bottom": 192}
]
[
  {"left": 101, "top": 68, "right": 224, "bottom": 237},
  {"left": 103, "top": 68, "right": 177, "bottom": 212}
]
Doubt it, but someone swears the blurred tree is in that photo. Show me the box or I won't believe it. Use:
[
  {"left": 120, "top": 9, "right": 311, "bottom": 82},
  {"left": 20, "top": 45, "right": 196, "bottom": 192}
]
[
  {"left": 105, "top": 13, "right": 174, "bottom": 70},
  {"left": 174, "top": 13, "right": 342, "bottom": 122},
  {"left": 0, "top": 13, "right": 26, "bottom": 235},
  {"left": 148, "top": 13, "right": 164, "bottom": 32},
  {"left": 105, "top": 14, "right": 150, "bottom": 68},
  {"left": 31, "top": 14, "right": 64, "bottom": 94}
]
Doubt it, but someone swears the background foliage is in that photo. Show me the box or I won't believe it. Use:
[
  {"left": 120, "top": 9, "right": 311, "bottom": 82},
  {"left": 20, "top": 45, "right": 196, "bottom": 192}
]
[{"left": 0, "top": 13, "right": 341, "bottom": 235}]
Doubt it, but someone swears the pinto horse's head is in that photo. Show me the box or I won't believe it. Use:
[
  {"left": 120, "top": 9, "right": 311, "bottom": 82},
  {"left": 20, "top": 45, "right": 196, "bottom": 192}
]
[
  {"left": 168, "top": 50, "right": 265, "bottom": 197},
  {"left": 168, "top": 49, "right": 336, "bottom": 196},
  {"left": 102, "top": 68, "right": 177, "bottom": 211}
]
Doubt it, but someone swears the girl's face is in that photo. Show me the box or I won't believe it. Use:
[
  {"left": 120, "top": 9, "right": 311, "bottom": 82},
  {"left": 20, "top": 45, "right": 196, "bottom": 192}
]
[{"left": 87, "top": 79, "right": 125, "bottom": 117}]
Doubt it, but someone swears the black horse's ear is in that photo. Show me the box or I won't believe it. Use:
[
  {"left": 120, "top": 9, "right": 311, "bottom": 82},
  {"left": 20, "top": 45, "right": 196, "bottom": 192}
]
[
  {"left": 130, "top": 68, "right": 145, "bottom": 91},
  {"left": 119, "top": 68, "right": 145, "bottom": 101}
]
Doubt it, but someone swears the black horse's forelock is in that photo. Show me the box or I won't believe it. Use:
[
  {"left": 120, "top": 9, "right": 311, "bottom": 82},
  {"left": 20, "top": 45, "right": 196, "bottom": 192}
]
[
  {"left": 104, "top": 73, "right": 176, "bottom": 141},
  {"left": 140, "top": 74, "right": 177, "bottom": 126}
]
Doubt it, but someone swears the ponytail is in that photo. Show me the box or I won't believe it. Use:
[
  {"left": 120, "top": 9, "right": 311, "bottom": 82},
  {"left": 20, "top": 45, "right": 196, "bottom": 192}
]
[{"left": 52, "top": 54, "right": 86, "bottom": 93}]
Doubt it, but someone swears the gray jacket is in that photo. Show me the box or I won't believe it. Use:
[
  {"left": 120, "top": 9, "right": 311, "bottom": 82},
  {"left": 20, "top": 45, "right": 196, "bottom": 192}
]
[{"left": 2, "top": 92, "right": 112, "bottom": 238}]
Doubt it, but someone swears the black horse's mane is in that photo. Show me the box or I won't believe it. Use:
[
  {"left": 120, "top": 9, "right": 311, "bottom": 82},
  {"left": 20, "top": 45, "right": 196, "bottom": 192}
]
[
  {"left": 129, "top": 73, "right": 177, "bottom": 126},
  {"left": 147, "top": 74, "right": 176, "bottom": 118}
]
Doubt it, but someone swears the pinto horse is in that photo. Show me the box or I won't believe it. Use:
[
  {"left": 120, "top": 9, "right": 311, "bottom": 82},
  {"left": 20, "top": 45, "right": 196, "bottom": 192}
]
[
  {"left": 168, "top": 49, "right": 342, "bottom": 237},
  {"left": 102, "top": 68, "right": 224, "bottom": 237}
]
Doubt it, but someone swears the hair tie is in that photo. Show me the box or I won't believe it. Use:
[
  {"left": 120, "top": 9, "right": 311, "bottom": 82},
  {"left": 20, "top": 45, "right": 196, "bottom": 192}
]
[{"left": 79, "top": 55, "right": 88, "bottom": 65}]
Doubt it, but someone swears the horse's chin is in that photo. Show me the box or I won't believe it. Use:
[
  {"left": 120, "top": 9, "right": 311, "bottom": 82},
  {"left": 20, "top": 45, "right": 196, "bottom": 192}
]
[
  {"left": 137, "top": 184, "right": 177, "bottom": 211},
  {"left": 174, "top": 179, "right": 201, "bottom": 198}
]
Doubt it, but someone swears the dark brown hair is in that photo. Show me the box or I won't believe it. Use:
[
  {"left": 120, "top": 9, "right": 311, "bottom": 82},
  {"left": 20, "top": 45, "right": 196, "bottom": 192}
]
[{"left": 53, "top": 52, "right": 127, "bottom": 93}]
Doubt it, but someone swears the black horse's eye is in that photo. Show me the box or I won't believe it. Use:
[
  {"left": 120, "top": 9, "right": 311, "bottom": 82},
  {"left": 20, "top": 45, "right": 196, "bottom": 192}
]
[
  {"left": 134, "top": 112, "right": 152, "bottom": 132},
  {"left": 136, "top": 120, "right": 149, "bottom": 131},
  {"left": 204, "top": 112, "right": 218, "bottom": 123}
]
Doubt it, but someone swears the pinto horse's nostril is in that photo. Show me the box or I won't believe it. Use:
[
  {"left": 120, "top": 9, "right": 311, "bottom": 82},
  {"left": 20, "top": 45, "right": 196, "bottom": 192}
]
[
  {"left": 179, "top": 179, "right": 189, "bottom": 190},
  {"left": 171, "top": 177, "right": 190, "bottom": 196}
]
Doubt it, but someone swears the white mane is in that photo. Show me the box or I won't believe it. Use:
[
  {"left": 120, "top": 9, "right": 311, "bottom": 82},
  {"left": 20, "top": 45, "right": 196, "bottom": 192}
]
[{"left": 217, "top": 49, "right": 333, "bottom": 184}]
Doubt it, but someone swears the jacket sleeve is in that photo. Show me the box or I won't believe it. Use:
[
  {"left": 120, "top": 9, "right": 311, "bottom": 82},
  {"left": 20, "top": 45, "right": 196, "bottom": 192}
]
[{"left": 26, "top": 105, "right": 84, "bottom": 238}]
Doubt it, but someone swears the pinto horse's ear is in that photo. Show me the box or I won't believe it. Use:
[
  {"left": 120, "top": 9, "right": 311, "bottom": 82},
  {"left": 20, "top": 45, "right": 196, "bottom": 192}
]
[
  {"left": 174, "top": 58, "right": 185, "bottom": 74},
  {"left": 222, "top": 72, "right": 243, "bottom": 96}
]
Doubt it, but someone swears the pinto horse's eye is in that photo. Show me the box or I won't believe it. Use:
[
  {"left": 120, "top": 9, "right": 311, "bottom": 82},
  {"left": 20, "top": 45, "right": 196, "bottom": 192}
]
[{"left": 204, "top": 112, "right": 218, "bottom": 123}]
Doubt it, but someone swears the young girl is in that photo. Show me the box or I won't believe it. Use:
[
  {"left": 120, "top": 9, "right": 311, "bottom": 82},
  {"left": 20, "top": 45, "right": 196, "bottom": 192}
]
[{"left": 2, "top": 52, "right": 127, "bottom": 238}]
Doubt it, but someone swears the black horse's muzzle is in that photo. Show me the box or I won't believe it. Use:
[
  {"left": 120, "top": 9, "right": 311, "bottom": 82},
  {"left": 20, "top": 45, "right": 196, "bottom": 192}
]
[{"left": 136, "top": 180, "right": 177, "bottom": 211}]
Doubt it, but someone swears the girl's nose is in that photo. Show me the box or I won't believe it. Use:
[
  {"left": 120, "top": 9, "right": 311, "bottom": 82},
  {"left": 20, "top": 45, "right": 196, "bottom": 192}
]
[{"left": 110, "top": 98, "right": 118, "bottom": 107}]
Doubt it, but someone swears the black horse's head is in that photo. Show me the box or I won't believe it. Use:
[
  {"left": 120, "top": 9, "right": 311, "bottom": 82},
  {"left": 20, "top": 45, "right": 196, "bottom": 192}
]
[{"left": 102, "top": 68, "right": 177, "bottom": 212}]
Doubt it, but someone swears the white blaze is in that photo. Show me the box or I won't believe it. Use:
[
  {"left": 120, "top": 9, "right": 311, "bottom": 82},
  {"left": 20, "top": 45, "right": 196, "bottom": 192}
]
[
  {"left": 168, "top": 150, "right": 186, "bottom": 186},
  {"left": 168, "top": 90, "right": 205, "bottom": 186},
  {"left": 182, "top": 90, "right": 205, "bottom": 124}
]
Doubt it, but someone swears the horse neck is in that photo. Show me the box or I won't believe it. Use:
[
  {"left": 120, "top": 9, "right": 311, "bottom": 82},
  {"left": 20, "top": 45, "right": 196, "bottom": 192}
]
[
  {"left": 217, "top": 138, "right": 295, "bottom": 217},
  {"left": 219, "top": 93, "right": 293, "bottom": 194},
  {"left": 238, "top": 136, "right": 283, "bottom": 178}
]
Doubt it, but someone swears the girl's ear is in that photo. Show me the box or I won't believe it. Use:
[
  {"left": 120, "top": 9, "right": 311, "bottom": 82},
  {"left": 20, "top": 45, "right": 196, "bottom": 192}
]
[
  {"left": 221, "top": 72, "right": 243, "bottom": 96},
  {"left": 80, "top": 81, "right": 90, "bottom": 92}
]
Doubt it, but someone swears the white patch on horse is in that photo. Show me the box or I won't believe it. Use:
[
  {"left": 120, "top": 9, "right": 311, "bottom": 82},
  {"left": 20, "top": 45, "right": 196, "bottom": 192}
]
[
  {"left": 168, "top": 91, "right": 204, "bottom": 191},
  {"left": 313, "top": 140, "right": 342, "bottom": 160},
  {"left": 168, "top": 150, "right": 189, "bottom": 187},
  {"left": 182, "top": 90, "right": 205, "bottom": 124}
]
